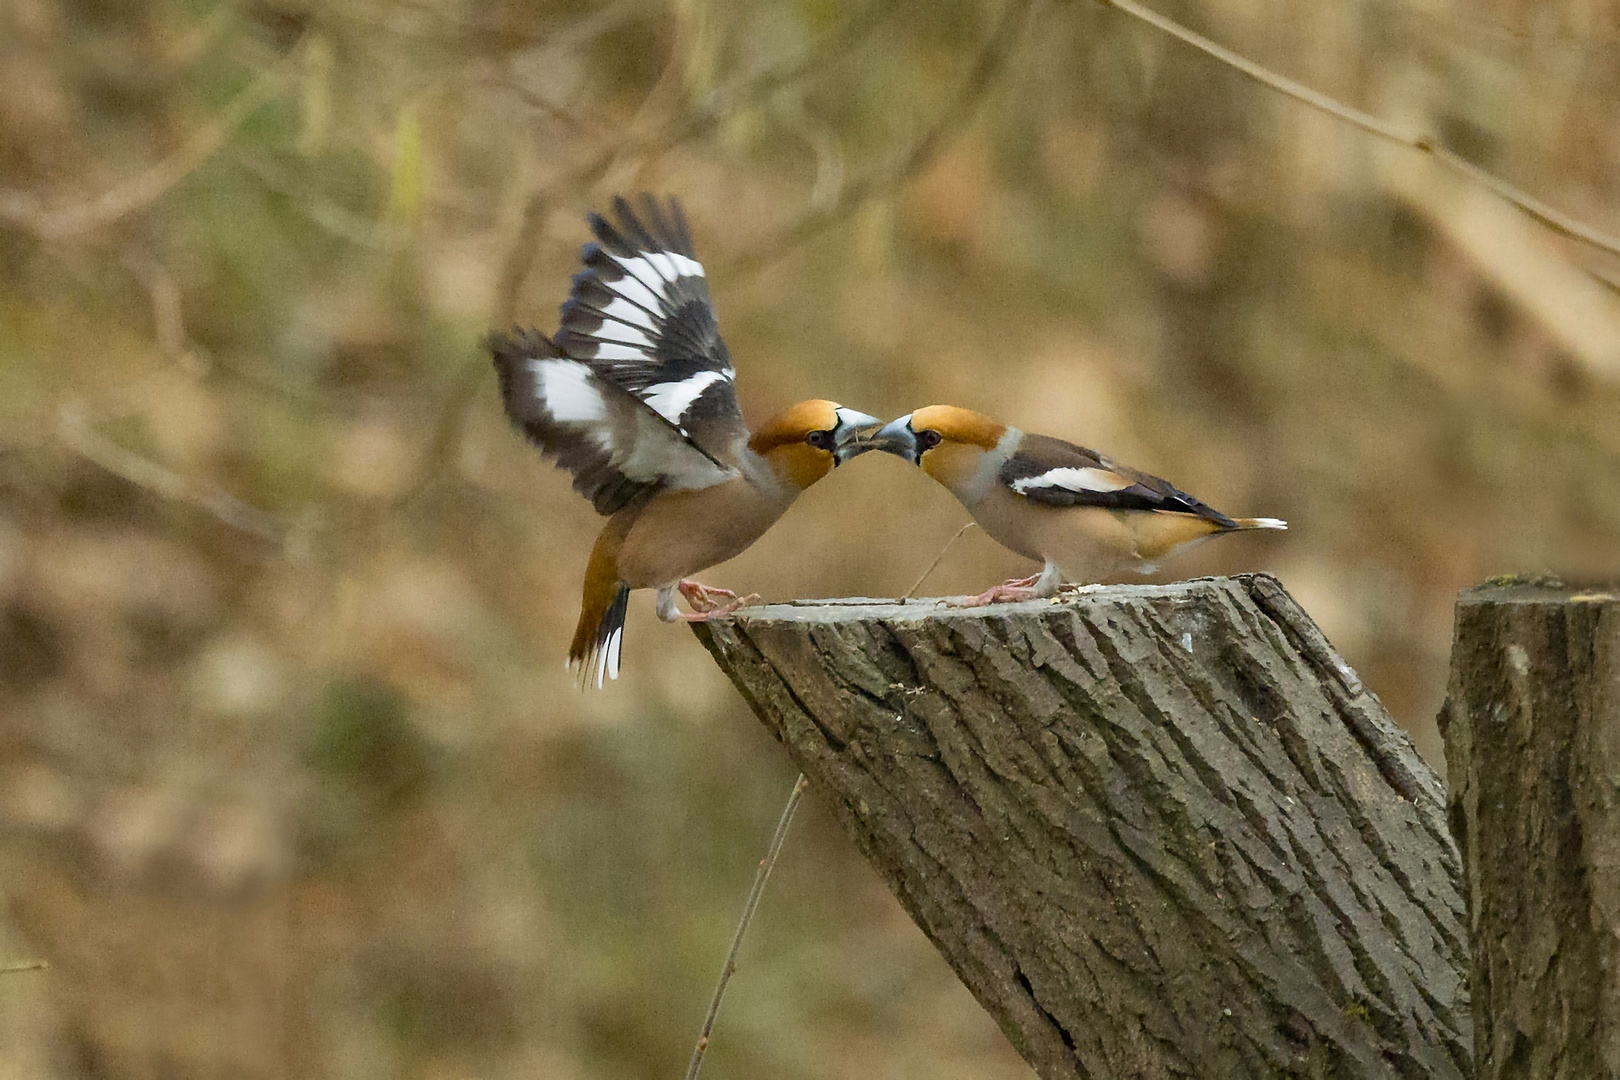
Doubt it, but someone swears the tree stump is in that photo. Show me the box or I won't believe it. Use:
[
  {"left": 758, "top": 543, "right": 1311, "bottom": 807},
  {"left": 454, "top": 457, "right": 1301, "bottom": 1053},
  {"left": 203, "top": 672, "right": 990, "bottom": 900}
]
[
  {"left": 691, "top": 573, "right": 1469, "bottom": 1080},
  {"left": 1442, "top": 581, "right": 1620, "bottom": 1080}
]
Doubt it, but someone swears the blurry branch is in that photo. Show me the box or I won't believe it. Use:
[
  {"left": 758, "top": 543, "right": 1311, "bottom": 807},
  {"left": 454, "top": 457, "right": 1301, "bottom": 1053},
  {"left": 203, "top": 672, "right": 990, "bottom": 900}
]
[
  {"left": 493, "top": 0, "right": 891, "bottom": 323},
  {"left": 58, "top": 401, "right": 287, "bottom": 546},
  {"left": 122, "top": 252, "right": 203, "bottom": 372},
  {"left": 1089, "top": 0, "right": 1620, "bottom": 262},
  {"left": 484, "top": 76, "right": 594, "bottom": 135},
  {"left": 721, "top": 0, "right": 1039, "bottom": 279},
  {"left": 684, "top": 774, "right": 808, "bottom": 1080},
  {"left": 0, "top": 960, "right": 48, "bottom": 974},
  {"left": 162, "top": 2, "right": 240, "bottom": 71},
  {"left": 0, "top": 41, "right": 302, "bottom": 242},
  {"left": 1593, "top": 265, "right": 1620, "bottom": 298},
  {"left": 234, "top": 152, "right": 405, "bottom": 250},
  {"left": 1386, "top": 154, "right": 1620, "bottom": 380}
]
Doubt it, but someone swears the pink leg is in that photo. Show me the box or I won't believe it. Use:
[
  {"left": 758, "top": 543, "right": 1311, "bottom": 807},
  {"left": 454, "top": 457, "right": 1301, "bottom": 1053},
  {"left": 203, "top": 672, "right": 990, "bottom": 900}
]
[
  {"left": 948, "top": 574, "right": 1043, "bottom": 608},
  {"left": 677, "top": 579, "right": 761, "bottom": 620}
]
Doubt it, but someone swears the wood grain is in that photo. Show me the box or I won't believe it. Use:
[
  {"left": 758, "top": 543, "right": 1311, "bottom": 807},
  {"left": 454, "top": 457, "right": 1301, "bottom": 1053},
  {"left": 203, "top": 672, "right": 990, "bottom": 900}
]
[{"left": 692, "top": 573, "right": 1468, "bottom": 1080}]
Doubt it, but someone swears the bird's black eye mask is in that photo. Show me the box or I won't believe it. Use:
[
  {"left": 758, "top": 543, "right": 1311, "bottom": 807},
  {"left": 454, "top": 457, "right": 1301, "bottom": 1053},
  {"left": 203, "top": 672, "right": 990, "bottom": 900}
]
[
  {"left": 806, "top": 429, "right": 835, "bottom": 451},
  {"left": 915, "top": 428, "right": 943, "bottom": 459}
]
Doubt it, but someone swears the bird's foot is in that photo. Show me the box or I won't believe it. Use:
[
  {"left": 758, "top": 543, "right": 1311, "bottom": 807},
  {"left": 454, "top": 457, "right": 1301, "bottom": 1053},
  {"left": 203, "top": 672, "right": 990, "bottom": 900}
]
[
  {"left": 677, "top": 579, "right": 760, "bottom": 620},
  {"left": 949, "top": 575, "right": 1043, "bottom": 607}
]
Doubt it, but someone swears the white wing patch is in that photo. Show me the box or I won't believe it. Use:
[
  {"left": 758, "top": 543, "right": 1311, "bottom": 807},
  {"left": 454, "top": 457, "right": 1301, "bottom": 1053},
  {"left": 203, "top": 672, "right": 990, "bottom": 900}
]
[
  {"left": 590, "top": 411, "right": 734, "bottom": 490},
  {"left": 642, "top": 370, "right": 731, "bottom": 427},
  {"left": 1011, "top": 466, "right": 1132, "bottom": 496},
  {"left": 591, "top": 323, "right": 655, "bottom": 351},
  {"left": 598, "top": 296, "right": 659, "bottom": 333},
  {"left": 590, "top": 343, "right": 652, "bottom": 362},
  {"left": 614, "top": 255, "right": 671, "bottom": 300},
  {"left": 607, "top": 274, "right": 662, "bottom": 313},
  {"left": 669, "top": 252, "right": 704, "bottom": 278},
  {"left": 534, "top": 359, "right": 605, "bottom": 422},
  {"left": 610, "top": 252, "right": 704, "bottom": 302}
]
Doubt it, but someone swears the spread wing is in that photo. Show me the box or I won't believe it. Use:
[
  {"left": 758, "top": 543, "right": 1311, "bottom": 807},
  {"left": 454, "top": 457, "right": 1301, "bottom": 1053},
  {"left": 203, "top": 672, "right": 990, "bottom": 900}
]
[
  {"left": 490, "top": 328, "right": 738, "bottom": 515},
  {"left": 554, "top": 195, "right": 747, "bottom": 458},
  {"left": 999, "top": 433, "right": 1237, "bottom": 526}
]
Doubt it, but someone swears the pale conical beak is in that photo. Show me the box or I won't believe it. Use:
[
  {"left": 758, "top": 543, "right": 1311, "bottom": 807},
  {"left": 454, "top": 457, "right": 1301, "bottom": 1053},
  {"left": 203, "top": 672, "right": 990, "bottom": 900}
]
[
  {"left": 860, "top": 415, "right": 920, "bottom": 463},
  {"left": 830, "top": 408, "right": 885, "bottom": 463}
]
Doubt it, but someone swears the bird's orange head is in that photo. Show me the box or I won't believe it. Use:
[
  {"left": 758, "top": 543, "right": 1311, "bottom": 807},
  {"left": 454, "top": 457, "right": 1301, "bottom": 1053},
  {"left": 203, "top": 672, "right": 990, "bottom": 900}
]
[
  {"left": 859, "top": 406, "right": 1009, "bottom": 494},
  {"left": 748, "top": 400, "right": 884, "bottom": 489}
]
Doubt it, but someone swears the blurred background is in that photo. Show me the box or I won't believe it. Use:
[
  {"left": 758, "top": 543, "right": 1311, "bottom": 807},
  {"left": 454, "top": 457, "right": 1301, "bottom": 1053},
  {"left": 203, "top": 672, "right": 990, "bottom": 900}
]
[{"left": 2, "top": 0, "right": 1618, "bottom": 1075}]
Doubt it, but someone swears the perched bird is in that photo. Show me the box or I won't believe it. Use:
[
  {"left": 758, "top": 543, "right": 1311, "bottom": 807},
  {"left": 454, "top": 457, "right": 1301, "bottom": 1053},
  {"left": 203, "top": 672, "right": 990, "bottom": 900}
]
[
  {"left": 857, "top": 405, "right": 1286, "bottom": 604},
  {"left": 490, "top": 196, "right": 880, "bottom": 686}
]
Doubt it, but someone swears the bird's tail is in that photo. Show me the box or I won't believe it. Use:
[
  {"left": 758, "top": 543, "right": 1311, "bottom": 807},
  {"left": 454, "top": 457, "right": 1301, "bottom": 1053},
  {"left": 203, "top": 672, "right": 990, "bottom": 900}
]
[
  {"left": 1230, "top": 517, "right": 1288, "bottom": 531},
  {"left": 569, "top": 519, "right": 633, "bottom": 689}
]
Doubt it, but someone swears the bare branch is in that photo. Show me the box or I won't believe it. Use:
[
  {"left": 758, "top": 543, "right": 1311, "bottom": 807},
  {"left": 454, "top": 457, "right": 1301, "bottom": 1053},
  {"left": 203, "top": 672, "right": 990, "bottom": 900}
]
[
  {"left": 1091, "top": 0, "right": 1620, "bottom": 261},
  {"left": 0, "top": 960, "right": 48, "bottom": 975},
  {"left": 722, "top": 0, "right": 1039, "bottom": 279},
  {"left": 233, "top": 151, "right": 405, "bottom": 251},
  {"left": 121, "top": 251, "right": 202, "bottom": 371},
  {"left": 493, "top": 0, "right": 892, "bottom": 324},
  {"left": 0, "top": 43, "right": 302, "bottom": 242},
  {"left": 58, "top": 401, "right": 286, "bottom": 546}
]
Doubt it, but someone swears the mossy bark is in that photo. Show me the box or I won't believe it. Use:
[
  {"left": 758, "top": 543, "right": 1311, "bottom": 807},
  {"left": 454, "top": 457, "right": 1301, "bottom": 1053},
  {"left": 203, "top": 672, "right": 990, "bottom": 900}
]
[
  {"left": 1442, "top": 582, "right": 1620, "bottom": 1080},
  {"left": 693, "top": 574, "right": 1469, "bottom": 1080}
]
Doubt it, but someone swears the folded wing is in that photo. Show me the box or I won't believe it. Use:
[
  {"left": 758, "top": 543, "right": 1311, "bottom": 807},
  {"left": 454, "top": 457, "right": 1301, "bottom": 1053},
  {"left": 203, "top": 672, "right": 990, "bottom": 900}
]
[
  {"left": 1000, "top": 433, "right": 1238, "bottom": 526},
  {"left": 491, "top": 328, "right": 737, "bottom": 515},
  {"left": 555, "top": 195, "right": 747, "bottom": 457}
]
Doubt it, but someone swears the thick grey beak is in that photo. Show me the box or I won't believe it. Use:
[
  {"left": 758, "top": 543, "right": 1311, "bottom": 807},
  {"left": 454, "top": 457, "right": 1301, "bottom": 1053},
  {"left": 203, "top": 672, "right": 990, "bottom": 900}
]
[
  {"left": 830, "top": 407, "right": 884, "bottom": 463},
  {"left": 859, "top": 414, "right": 920, "bottom": 463}
]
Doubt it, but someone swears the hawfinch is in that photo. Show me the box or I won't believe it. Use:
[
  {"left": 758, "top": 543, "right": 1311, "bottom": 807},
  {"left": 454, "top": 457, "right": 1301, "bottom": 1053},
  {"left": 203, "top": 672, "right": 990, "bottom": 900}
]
[
  {"left": 859, "top": 405, "right": 1286, "bottom": 603},
  {"left": 491, "top": 196, "right": 880, "bottom": 686}
]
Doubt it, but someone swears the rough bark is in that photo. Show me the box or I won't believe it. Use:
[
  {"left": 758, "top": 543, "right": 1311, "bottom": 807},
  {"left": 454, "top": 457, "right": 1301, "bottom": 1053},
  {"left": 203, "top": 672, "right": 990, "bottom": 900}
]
[
  {"left": 1442, "top": 581, "right": 1620, "bottom": 1080},
  {"left": 691, "top": 573, "right": 1468, "bottom": 1080}
]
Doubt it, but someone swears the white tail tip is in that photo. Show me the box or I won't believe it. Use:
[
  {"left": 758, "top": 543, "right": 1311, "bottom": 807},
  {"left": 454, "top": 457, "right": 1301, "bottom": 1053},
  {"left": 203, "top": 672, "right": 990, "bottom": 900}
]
[{"left": 1238, "top": 517, "right": 1288, "bottom": 530}]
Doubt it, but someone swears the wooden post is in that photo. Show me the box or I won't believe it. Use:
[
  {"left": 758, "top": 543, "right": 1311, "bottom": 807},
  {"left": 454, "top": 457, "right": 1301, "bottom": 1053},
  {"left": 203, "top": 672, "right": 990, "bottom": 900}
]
[
  {"left": 1442, "top": 581, "right": 1620, "bottom": 1080},
  {"left": 692, "top": 574, "right": 1469, "bottom": 1080}
]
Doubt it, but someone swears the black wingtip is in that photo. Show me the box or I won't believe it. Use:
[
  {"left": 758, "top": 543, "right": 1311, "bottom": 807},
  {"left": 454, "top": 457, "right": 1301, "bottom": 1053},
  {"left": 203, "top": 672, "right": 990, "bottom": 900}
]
[
  {"left": 588, "top": 213, "right": 636, "bottom": 258},
  {"left": 586, "top": 194, "right": 697, "bottom": 258},
  {"left": 610, "top": 195, "right": 658, "bottom": 252}
]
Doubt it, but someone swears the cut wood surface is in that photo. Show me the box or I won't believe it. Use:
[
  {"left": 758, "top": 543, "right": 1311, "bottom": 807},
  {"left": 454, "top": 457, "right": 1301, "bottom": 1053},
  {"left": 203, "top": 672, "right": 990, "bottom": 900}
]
[
  {"left": 692, "top": 573, "right": 1469, "bottom": 1080},
  {"left": 1443, "top": 581, "right": 1620, "bottom": 1080}
]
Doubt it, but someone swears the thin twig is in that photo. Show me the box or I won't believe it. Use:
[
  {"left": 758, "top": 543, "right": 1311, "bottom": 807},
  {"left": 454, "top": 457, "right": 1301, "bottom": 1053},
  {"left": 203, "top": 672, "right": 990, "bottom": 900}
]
[
  {"left": 58, "top": 402, "right": 286, "bottom": 545},
  {"left": 0, "top": 960, "right": 48, "bottom": 974},
  {"left": 721, "top": 0, "right": 1039, "bottom": 279},
  {"left": 492, "top": 0, "right": 891, "bottom": 323},
  {"left": 684, "top": 773, "right": 808, "bottom": 1080},
  {"left": 234, "top": 151, "right": 405, "bottom": 251},
  {"left": 904, "top": 522, "right": 978, "bottom": 600},
  {"left": 1092, "top": 0, "right": 1620, "bottom": 260},
  {"left": 0, "top": 42, "right": 302, "bottom": 241},
  {"left": 121, "top": 250, "right": 199, "bottom": 370}
]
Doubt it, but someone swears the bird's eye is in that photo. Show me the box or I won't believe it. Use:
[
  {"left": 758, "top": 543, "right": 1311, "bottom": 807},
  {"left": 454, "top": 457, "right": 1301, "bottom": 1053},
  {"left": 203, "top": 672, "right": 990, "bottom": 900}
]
[
  {"left": 806, "top": 430, "right": 833, "bottom": 450},
  {"left": 917, "top": 429, "right": 943, "bottom": 451}
]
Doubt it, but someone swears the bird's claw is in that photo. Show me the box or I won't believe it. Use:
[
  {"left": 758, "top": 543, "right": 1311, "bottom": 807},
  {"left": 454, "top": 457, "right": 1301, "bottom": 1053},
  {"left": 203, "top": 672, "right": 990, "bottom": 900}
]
[
  {"left": 677, "top": 579, "right": 760, "bottom": 619},
  {"left": 948, "top": 575, "right": 1044, "bottom": 607}
]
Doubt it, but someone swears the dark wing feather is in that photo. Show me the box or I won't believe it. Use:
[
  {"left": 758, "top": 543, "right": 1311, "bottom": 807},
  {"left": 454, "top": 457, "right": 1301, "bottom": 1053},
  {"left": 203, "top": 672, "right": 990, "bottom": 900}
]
[
  {"left": 1000, "top": 433, "right": 1238, "bottom": 526},
  {"left": 553, "top": 195, "right": 745, "bottom": 457},
  {"left": 490, "top": 328, "right": 737, "bottom": 515}
]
